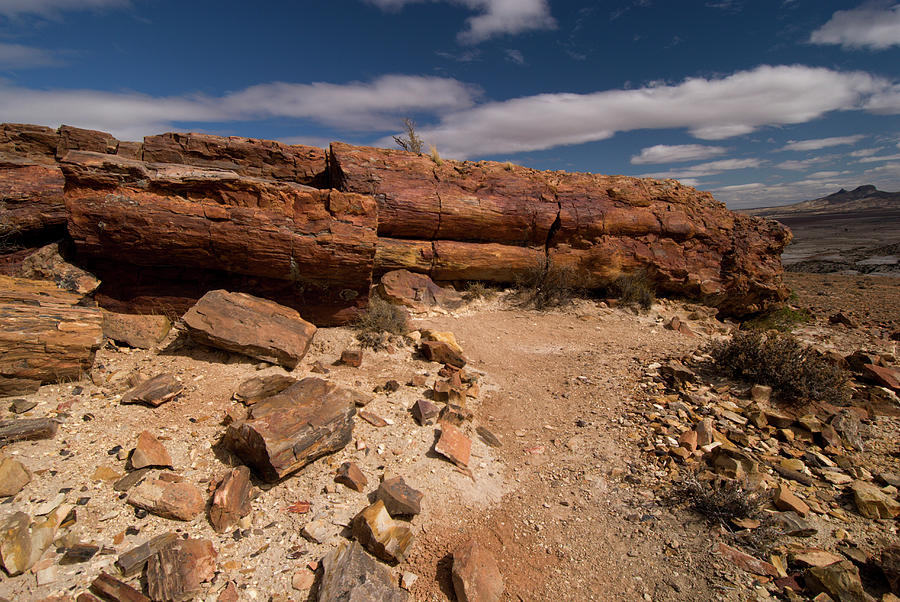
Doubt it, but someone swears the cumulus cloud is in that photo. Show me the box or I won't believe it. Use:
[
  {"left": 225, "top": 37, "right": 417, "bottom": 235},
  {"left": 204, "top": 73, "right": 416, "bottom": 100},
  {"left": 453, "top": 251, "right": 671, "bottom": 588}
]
[
  {"left": 865, "top": 84, "right": 900, "bottom": 113},
  {"left": 0, "top": 74, "right": 479, "bottom": 141},
  {"left": 365, "top": 0, "right": 556, "bottom": 43},
  {"left": 779, "top": 135, "right": 865, "bottom": 152},
  {"left": 0, "top": 42, "right": 59, "bottom": 68},
  {"left": 639, "top": 158, "right": 762, "bottom": 180},
  {"left": 414, "top": 65, "right": 888, "bottom": 157},
  {"left": 810, "top": 2, "right": 900, "bottom": 50},
  {"left": 630, "top": 144, "right": 728, "bottom": 165},
  {"left": 0, "top": 0, "right": 128, "bottom": 17}
]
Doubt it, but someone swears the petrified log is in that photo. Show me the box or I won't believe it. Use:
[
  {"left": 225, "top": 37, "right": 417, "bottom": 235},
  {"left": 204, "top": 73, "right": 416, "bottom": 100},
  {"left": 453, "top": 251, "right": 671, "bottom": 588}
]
[
  {"left": 0, "top": 160, "right": 67, "bottom": 246},
  {"left": 62, "top": 151, "right": 377, "bottom": 325},
  {"left": 0, "top": 418, "right": 58, "bottom": 447},
  {"left": 318, "top": 541, "right": 409, "bottom": 602},
  {"left": 182, "top": 290, "right": 316, "bottom": 369},
  {"left": 101, "top": 309, "right": 171, "bottom": 349},
  {"left": 224, "top": 377, "right": 359, "bottom": 482},
  {"left": 145, "top": 537, "right": 217, "bottom": 602},
  {"left": 121, "top": 374, "right": 183, "bottom": 407},
  {"left": 0, "top": 123, "right": 58, "bottom": 163},
  {"left": 91, "top": 572, "right": 150, "bottom": 602},
  {"left": 143, "top": 132, "right": 327, "bottom": 186},
  {"left": 115, "top": 532, "right": 178, "bottom": 576},
  {"left": 351, "top": 500, "right": 415, "bottom": 563},
  {"left": 0, "top": 276, "right": 103, "bottom": 396},
  {"left": 208, "top": 466, "right": 257, "bottom": 533},
  {"left": 233, "top": 374, "right": 298, "bottom": 405}
]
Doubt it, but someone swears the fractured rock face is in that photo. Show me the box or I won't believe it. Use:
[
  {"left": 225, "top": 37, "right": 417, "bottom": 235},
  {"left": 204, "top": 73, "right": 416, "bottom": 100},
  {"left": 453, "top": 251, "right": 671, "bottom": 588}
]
[
  {"left": 100, "top": 309, "right": 171, "bottom": 349},
  {"left": 0, "top": 504, "right": 72, "bottom": 575},
  {"left": 318, "top": 541, "right": 408, "bottom": 602},
  {"left": 233, "top": 374, "right": 298, "bottom": 405},
  {"left": 452, "top": 539, "right": 504, "bottom": 602},
  {"left": 127, "top": 478, "right": 205, "bottom": 521},
  {"left": 146, "top": 537, "right": 217, "bottom": 602},
  {"left": 130, "top": 430, "right": 173, "bottom": 470},
  {"left": 183, "top": 290, "right": 316, "bottom": 369},
  {"left": 209, "top": 466, "right": 257, "bottom": 533},
  {"left": 351, "top": 500, "right": 415, "bottom": 563},
  {"left": 376, "top": 477, "right": 423, "bottom": 517},
  {"left": 224, "top": 377, "right": 359, "bottom": 482}
]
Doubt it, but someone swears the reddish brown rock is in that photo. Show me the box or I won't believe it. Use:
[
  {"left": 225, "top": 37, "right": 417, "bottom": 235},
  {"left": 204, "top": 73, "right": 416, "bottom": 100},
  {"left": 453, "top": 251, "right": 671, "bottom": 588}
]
[
  {"left": 377, "top": 269, "right": 463, "bottom": 310},
  {"left": 0, "top": 418, "right": 58, "bottom": 447},
  {"left": 224, "top": 377, "right": 359, "bottom": 482},
  {"left": 861, "top": 364, "right": 900, "bottom": 392},
  {"left": 101, "top": 310, "right": 171, "bottom": 349},
  {"left": 0, "top": 161, "right": 67, "bottom": 249},
  {"left": 146, "top": 537, "right": 217, "bottom": 602},
  {"left": 90, "top": 572, "right": 150, "bottom": 602},
  {"left": 376, "top": 476, "right": 423, "bottom": 517},
  {"left": 233, "top": 374, "right": 297, "bottom": 405},
  {"left": 57, "top": 125, "right": 119, "bottom": 158},
  {"left": 319, "top": 541, "right": 409, "bottom": 602},
  {"left": 143, "top": 131, "right": 327, "bottom": 186},
  {"left": 0, "top": 455, "right": 31, "bottom": 496},
  {"left": 115, "top": 532, "right": 179, "bottom": 576},
  {"left": 335, "top": 461, "right": 368, "bottom": 492},
  {"left": 127, "top": 478, "right": 205, "bottom": 521},
  {"left": 452, "top": 540, "right": 504, "bottom": 602},
  {"left": 774, "top": 484, "right": 810, "bottom": 516},
  {"left": 13, "top": 242, "right": 100, "bottom": 296},
  {"left": 440, "top": 404, "right": 474, "bottom": 427},
  {"left": 435, "top": 423, "right": 471, "bottom": 467},
  {"left": 0, "top": 276, "right": 103, "bottom": 396},
  {"left": 182, "top": 290, "right": 316, "bottom": 369},
  {"left": 130, "top": 431, "right": 173, "bottom": 470},
  {"left": 340, "top": 348, "right": 364, "bottom": 368},
  {"left": 62, "top": 151, "right": 377, "bottom": 325},
  {"left": 0, "top": 123, "right": 59, "bottom": 162},
  {"left": 351, "top": 500, "right": 415, "bottom": 563},
  {"left": 411, "top": 399, "right": 439, "bottom": 426},
  {"left": 121, "top": 373, "right": 183, "bottom": 407},
  {"left": 421, "top": 341, "right": 467, "bottom": 369},
  {"left": 717, "top": 543, "right": 780, "bottom": 577}
]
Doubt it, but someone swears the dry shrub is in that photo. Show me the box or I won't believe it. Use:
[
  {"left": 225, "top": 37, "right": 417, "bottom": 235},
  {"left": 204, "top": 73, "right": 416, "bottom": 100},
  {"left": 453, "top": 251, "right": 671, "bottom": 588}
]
[
  {"left": 515, "top": 257, "right": 586, "bottom": 310},
  {"left": 463, "top": 281, "right": 496, "bottom": 301},
  {"left": 429, "top": 144, "right": 443, "bottom": 166},
  {"left": 355, "top": 295, "right": 409, "bottom": 335},
  {"left": 710, "top": 331, "right": 849, "bottom": 405},
  {"left": 393, "top": 118, "right": 424, "bottom": 155},
  {"left": 744, "top": 305, "right": 812, "bottom": 332},
  {"left": 612, "top": 270, "right": 655, "bottom": 310},
  {"left": 679, "top": 474, "right": 766, "bottom": 526}
]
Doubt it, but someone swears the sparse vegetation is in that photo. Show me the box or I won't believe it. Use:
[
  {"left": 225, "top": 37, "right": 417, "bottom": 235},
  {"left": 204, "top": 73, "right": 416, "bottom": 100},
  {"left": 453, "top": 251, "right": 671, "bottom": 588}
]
[
  {"left": 504, "top": 161, "right": 514, "bottom": 171},
  {"left": 710, "top": 331, "right": 850, "bottom": 405},
  {"left": 515, "top": 256, "right": 586, "bottom": 310},
  {"left": 678, "top": 474, "right": 767, "bottom": 526},
  {"left": 393, "top": 118, "right": 424, "bottom": 155},
  {"left": 354, "top": 295, "right": 409, "bottom": 336},
  {"left": 463, "top": 281, "right": 496, "bottom": 302},
  {"left": 428, "top": 144, "right": 443, "bottom": 166},
  {"left": 612, "top": 271, "right": 656, "bottom": 310},
  {"left": 743, "top": 305, "right": 812, "bottom": 332}
]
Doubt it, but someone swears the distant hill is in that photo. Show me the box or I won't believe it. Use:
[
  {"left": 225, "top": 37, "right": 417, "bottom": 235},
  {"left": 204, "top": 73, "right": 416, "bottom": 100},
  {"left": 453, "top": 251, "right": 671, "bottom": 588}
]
[{"left": 745, "top": 185, "right": 900, "bottom": 218}]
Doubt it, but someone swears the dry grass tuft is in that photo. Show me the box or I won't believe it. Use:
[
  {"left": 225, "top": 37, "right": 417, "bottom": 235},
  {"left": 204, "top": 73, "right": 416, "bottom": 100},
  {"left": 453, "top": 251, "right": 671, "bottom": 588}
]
[
  {"left": 514, "top": 257, "right": 587, "bottom": 310},
  {"left": 355, "top": 295, "right": 409, "bottom": 336}
]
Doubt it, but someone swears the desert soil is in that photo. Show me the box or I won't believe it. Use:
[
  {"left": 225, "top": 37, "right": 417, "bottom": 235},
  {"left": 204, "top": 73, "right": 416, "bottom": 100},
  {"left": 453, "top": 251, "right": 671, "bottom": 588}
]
[{"left": 1, "top": 273, "right": 899, "bottom": 601}]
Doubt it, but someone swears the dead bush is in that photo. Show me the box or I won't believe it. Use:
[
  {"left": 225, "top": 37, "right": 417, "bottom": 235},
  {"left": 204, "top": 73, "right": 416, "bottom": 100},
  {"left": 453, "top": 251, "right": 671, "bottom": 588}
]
[
  {"left": 611, "top": 271, "right": 655, "bottom": 310},
  {"left": 463, "top": 281, "right": 496, "bottom": 302},
  {"left": 393, "top": 118, "right": 424, "bottom": 155},
  {"left": 710, "top": 331, "right": 849, "bottom": 405},
  {"left": 355, "top": 295, "right": 409, "bottom": 336},
  {"left": 678, "top": 474, "right": 767, "bottom": 526},
  {"left": 514, "top": 257, "right": 585, "bottom": 310}
]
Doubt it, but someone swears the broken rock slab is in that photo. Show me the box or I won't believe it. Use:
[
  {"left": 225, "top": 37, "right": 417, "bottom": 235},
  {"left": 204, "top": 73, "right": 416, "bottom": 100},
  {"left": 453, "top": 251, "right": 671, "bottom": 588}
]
[
  {"left": 146, "top": 537, "right": 217, "bottom": 602},
  {"left": 335, "top": 462, "right": 367, "bottom": 492},
  {"left": 805, "top": 560, "right": 874, "bottom": 602},
  {"left": 0, "top": 504, "right": 72, "bottom": 575},
  {"left": 100, "top": 309, "right": 171, "bottom": 349},
  {"left": 0, "top": 418, "right": 58, "bottom": 448},
  {"left": 851, "top": 481, "right": 900, "bottom": 519},
  {"left": 452, "top": 539, "right": 504, "bottom": 602},
  {"left": 130, "top": 430, "right": 173, "bottom": 470},
  {"left": 127, "top": 478, "right": 204, "bottom": 521},
  {"left": 209, "top": 466, "right": 257, "bottom": 533},
  {"left": 351, "top": 500, "right": 415, "bottom": 563},
  {"left": 0, "top": 455, "right": 31, "bottom": 496},
  {"left": 420, "top": 340, "right": 467, "bottom": 369},
  {"left": 121, "top": 373, "right": 183, "bottom": 407},
  {"left": 377, "top": 269, "right": 463, "bottom": 311},
  {"left": 233, "top": 374, "right": 297, "bottom": 405},
  {"left": 434, "top": 423, "right": 471, "bottom": 468},
  {"left": 90, "top": 572, "right": 150, "bottom": 602},
  {"left": 318, "top": 541, "right": 408, "bottom": 602},
  {"left": 376, "top": 476, "right": 423, "bottom": 517},
  {"left": 182, "top": 290, "right": 316, "bottom": 369},
  {"left": 225, "top": 377, "right": 359, "bottom": 482},
  {"left": 115, "top": 532, "right": 179, "bottom": 576}
]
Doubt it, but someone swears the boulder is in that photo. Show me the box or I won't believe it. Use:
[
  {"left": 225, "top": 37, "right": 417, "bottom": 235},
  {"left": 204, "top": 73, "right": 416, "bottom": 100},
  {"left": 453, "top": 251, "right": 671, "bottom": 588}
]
[
  {"left": 377, "top": 269, "right": 463, "bottom": 310},
  {"left": 63, "top": 151, "right": 376, "bottom": 325},
  {"left": 0, "top": 276, "right": 103, "bottom": 396},
  {"left": 452, "top": 540, "right": 504, "bottom": 602},
  {"left": 851, "top": 481, "right": 900, "bottom": 519},
  {"left": 224, "top": 377, "right": 359, "bottom": 482},
  {"left": 209, "top": 466, "right": 257, "bottom": 533},
  {"left": 420, "top": 340, "right": 467, "bottom": 368},
  {"left": 101, "top": 309, "right": 171, "bottom": 348},
  {"left": 127, "top": 478, "right": 205, "bottom": 521},
  {"left": 805, "top": 560, "right": 873, "bottom": 602},
  {"left": 182, "top": 290, "right": 316, "bottom": 369},
  {"left": 318, "top": 541, "right": 408, "bottom": 602},
  {"left": 0, "top": 161, "right": 66, "bottom": 250}
]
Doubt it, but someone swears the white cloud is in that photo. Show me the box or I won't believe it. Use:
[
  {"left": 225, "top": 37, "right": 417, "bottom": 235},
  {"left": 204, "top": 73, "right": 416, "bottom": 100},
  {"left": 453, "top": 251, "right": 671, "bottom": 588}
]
[
  {"left": 778, "top": 134, "right": 865, "bottom": 152},
  {"left": 810, "top": 2, "right": 900, "bottom": 50},
  {"left": 0, "top": 0, "right": 128, "bottom": 17},
  {"left": 504, "top": 48, "right": 525, "bottom": 65},
  {"left": 640, "top": 158, "right": 762, "bottom": 180},
  {"left": 366, "top": 0, "right": 556, "bottom": 43},
  {"left": 775, "top": 156, "right": 835, "bottom": 170},
  {"left": 866, "top": 84, "right": 900, "bottom": 113},
  {"left": 630, "top": 144, "right": 727, "bottom": 165},
  {"left": 0, "top": 42, "right": 59, "bottom": 68},
  {"left": 413, "top": 65, "right": 888, "bottom": 157},
  {"left": 850, "top": 147, "right": 882, "bottom": 157},
  {"left": 857, "top": 153, "right": 900, "bottom": 162},
  {"left": 0, "top": 74, "right": 479, "bottom": 141}
]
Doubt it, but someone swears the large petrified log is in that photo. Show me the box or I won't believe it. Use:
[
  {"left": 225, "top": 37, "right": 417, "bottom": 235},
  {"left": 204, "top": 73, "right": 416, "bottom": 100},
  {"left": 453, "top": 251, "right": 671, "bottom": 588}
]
[
  {"left": 62, "top": 151, "right": 377, "bottom": 325},
  {"left": 224, "top": 377, "right": 360, "bottom": 482},
  {"left": 143, "top": 132, "right": 327, "bottom": 187},
  {"left": 0, "top": 159, "right": 67, "bottom": 249},
  {"left": 330, "top": 142, "right": 791, "bottom": 315},
  {"left": 0, "top": 275, "right": 103, "bottom": 396}
]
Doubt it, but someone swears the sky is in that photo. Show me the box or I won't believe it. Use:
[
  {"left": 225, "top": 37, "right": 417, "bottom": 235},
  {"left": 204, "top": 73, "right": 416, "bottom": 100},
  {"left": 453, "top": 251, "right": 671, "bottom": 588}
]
[{"left": 0, "top": 1, "right": 898, "bottom": 208}]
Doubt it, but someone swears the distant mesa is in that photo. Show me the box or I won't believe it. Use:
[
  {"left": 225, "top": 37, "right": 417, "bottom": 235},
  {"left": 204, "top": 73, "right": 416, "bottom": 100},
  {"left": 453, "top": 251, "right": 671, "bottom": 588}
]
[{"left": 745, "top": 185, "right": 900, "bottom": 218}]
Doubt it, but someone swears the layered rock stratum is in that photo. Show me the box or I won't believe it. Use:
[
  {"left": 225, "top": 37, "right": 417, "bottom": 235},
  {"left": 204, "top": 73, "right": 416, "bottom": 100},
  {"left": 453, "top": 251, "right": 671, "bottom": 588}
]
[{"left": 1, "top": 123, "right": 791, "bottom": 322}]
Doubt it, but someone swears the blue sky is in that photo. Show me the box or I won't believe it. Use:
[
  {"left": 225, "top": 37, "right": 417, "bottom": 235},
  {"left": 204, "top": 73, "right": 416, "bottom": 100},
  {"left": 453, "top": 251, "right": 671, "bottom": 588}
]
[{"left": 0, "top": 0, "right": 898, "bottom": 208}]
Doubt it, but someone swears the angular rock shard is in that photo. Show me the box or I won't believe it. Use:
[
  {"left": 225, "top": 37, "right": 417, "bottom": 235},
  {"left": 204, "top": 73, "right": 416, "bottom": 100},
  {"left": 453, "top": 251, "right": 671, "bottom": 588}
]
[
  {"left": 101, "top": 310, "right": 171, "bottom": 349},
  {"left": 224, "top": 377, "right": 359, "bottom": 482},
  {"left": 376, "top": 476, "right": 423, "bottom": 517},
  {"left": 115, "top": 532, "right": 178, "bottom": 576},
  {"left": 182, "top": 290, "right": 316, "bottom": 369},
  {"left": 435, "top": 423, "right": 471, "bottom": 468},
  {"left": 351, "top": 500, "right": 415, "bottom": 564},
  {"left": 121, "top": 373, "right": 183, "bottom": 407},
  {"left": 233, "top": 374, "right": 297, "bottom": 405},
  {"left": 0, "top": 455, "right": 31, "bottom": 496},
  {"left": 146, "top": 537, "right": 217, "bottom": 602},
  {"left": 318, "top": 541, "right": 408, "bottom": 602},
  {"left": 127, "top": 478, "right": 204, "bottom": 521},
  {"left": 130, "top": 431, "right": 173, "bottom": 470},
  {"left": 452, "top": 539, "right": 504, "bottom": 602},
  {"left": 209, "top": 466, "right": 257, "bottom": 533},
  {"left": 0, "top": 504, "right": 72, "bottom": 575}
]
